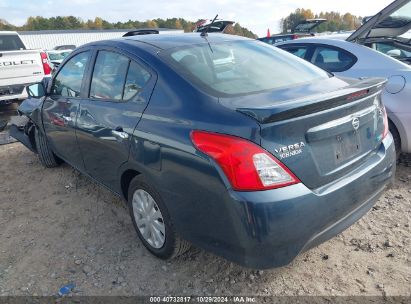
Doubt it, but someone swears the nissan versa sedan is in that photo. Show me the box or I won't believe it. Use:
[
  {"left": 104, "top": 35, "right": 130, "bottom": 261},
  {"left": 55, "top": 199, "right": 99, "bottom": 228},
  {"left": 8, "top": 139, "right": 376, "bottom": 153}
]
[{"left": 10, "top": 33, "right": 395, "bottom": 269}]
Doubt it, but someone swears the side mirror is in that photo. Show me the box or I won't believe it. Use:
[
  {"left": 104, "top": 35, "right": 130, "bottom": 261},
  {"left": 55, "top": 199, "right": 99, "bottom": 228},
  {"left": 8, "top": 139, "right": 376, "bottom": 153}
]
[
  {"left": 26, "top": 83, "right": 46, "bottom": 98},
  {"left": 386, "top": 49, "right": 401, "bottom": 57}
]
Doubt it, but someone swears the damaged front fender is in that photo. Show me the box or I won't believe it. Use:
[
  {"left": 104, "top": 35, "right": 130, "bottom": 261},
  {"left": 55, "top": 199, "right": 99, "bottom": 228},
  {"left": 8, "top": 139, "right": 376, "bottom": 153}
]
[
  {"left": 9, "top": 96, "right": 45, "bottom": 153},
  {"left": 17, "top": 96, "right": 45, "bottom": 126}
]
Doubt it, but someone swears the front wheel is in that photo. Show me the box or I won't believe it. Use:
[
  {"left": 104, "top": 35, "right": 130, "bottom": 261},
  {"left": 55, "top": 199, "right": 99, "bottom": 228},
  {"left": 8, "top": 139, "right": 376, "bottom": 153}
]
[
  {"left": 34, "top": 127, "right": 61, "bottom": 168},
  {"left": 128, "top": 176, "right": 191, "bottom": 259}
]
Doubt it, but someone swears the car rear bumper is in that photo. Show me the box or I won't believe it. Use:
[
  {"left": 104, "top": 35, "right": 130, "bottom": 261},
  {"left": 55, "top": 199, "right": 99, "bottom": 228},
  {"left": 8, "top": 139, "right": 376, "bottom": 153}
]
[
  {"left": 0, "top": 85, "right": 28, "bottom": 103},
  {"left": 189, "top": 135, "right": 395, "bottom": 269}
]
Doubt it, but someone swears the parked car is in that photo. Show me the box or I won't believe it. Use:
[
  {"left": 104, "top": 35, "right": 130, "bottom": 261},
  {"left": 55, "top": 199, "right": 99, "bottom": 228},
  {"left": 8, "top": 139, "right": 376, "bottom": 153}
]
[
  {"left": 276, "top": 38, "right": 411, "bottom": 157},
  {"left": 0, "top": 31, "right": 52, "bottom": 105},
  {"left": 46, "top": 49, "right": 73, "bottom": 71},
  {"left": 194, "top": 19, "right": 235, "bottom": 33},
  {"left": 347, "top": 0, "right": 411, "bottom": 64},
  {"left": 54, "top": 45, "right": 76, "bottom": 51},
  {"left": 10, "top": 33, "right": 395, "bottom": 269},
  {"left": 258, "top": 19, "right": 326, "bottom": 45}
]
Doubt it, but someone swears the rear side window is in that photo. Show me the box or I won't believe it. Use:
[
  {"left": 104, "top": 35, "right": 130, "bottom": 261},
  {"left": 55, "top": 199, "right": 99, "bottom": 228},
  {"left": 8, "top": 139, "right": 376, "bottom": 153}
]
[
  {"left": 0, "top": 34, "right": 25, "bottom": 51},
  {"left": 123, "top": 61, "right": 151, "bottom": 100},
  {"left": 90, "top": 51, "right": 129, "bottom": 100},
  {"left": 164, "top": 40, "right": 330, "bottom": 96},
  {"left": 51, "top": 51, "right": 90, "bottom": 98},
  {"left": 311, "top": 46, "right": 357, "bottom": 72}
]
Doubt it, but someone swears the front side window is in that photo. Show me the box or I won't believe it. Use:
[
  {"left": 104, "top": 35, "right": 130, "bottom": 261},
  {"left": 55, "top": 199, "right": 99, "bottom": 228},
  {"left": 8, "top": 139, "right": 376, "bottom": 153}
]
[
  {"left": 375, "top": 42, "right": 411, "bottom": 58},
  {"left": 51, "top": 51, "right": 90, "bottom": 97},
  {"left": 282, "top": 46, "right": 308, "bottom": 59},
  {"left": 259, "top": 37, "right": 274, "bottom": 45},
  {"left": 311, "top": 46, "right": 356, "bottom": 72},
  {"left": 90, "top": 51, "right": 129, "bottom": 100},
  {"left": 163, "top": 40, "right": 329, "bottom": 96}
]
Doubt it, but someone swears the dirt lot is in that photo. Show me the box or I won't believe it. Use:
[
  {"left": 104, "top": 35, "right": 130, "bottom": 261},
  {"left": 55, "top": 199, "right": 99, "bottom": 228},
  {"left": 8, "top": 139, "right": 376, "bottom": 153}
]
[{"left": 0, "top": 142, "right": 409, "bottom": 297}]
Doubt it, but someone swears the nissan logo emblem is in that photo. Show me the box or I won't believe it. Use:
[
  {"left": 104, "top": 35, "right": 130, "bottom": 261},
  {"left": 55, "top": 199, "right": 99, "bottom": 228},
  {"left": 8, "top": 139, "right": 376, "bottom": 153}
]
[{"left": 352, "top": 117, "right": 360, "bottom": 130}]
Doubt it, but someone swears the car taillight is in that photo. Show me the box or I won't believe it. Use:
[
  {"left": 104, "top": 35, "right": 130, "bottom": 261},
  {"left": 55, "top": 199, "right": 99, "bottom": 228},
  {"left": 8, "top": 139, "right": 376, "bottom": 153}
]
[
  {"left": 40, "top": 52, "right": 52, "bottom": 75},
  {"left": 191, "top": 131, "right": 300, "bottom": 191},
  {"left": 382, "top": 106, "right": 389, "bottom": 139}
]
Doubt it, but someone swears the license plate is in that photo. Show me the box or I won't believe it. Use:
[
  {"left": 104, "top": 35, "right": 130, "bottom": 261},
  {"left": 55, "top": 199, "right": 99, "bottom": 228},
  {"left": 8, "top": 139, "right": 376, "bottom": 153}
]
[{"left": 334, "top": 131, "right": 362, "bottom": 164}]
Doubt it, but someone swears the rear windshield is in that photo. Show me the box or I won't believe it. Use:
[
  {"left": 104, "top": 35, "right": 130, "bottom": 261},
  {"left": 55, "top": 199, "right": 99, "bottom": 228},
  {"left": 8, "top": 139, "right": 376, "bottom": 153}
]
[
  {"left": 0, "top": 34, "right": 26, "bottom": 51},
  {"left": 163, "top": 40, "right": 330, "bottom": 96}
]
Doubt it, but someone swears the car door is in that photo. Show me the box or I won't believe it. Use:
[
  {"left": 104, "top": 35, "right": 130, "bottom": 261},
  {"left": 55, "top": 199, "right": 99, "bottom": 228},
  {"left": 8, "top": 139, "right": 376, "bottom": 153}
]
[
  {"left": 76, "top": 49, "right": 156, "bottom": 191},
  {"left": 42, "top": 50, "right": 91, "bottom": 169}
]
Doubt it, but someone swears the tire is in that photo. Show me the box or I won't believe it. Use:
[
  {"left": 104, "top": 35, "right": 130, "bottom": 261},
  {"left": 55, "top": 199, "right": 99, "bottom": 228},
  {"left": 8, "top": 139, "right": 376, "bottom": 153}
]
[
  {"left": 389, "top": 121, "right": 401, "bottom": 160},
  {"left": 34, "top": 127, "right": 61, "bottom": 168},
  {"left": 128, "top": 176, "right": 191, "bottom": 259}
]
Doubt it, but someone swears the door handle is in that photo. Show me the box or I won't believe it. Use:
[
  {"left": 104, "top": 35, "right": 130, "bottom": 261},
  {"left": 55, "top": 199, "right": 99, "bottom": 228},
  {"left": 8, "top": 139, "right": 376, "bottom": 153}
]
[
  {"left": 112, "top": 127, "right": 129, "bottom": 140},
  {"left": 62, "top": 115, "right": 72, "bottom": 122}
]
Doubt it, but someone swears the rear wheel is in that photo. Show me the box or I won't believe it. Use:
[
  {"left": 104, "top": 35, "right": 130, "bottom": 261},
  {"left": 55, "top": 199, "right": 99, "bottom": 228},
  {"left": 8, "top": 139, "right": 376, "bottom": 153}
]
[
  {"left": 34, "top": 127, "right": 61, "bottom": 168},
  {"left": 128, "top": 176, "right": 190, "bottom": 259},
  {"left": 389, "top": 121, "right": 401, "bottom": 160}
]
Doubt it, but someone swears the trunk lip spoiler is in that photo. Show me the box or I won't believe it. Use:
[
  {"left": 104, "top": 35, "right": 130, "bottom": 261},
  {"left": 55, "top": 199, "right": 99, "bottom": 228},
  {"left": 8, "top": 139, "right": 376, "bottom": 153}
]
[{"left": 236, "top": 78, "right": 387, "bottom": 124}]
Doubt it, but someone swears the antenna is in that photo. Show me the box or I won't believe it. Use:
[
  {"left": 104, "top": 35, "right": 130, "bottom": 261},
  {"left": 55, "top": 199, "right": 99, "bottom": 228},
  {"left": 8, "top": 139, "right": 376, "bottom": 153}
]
[{"left": 201, "top": 14, "right": 218, "bottom": 37}]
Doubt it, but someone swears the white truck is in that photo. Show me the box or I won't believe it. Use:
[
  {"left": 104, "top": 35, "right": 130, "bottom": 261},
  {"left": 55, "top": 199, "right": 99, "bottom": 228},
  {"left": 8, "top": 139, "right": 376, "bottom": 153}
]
[{"left": 0, "top": 31, "right": 51, "bottom": 105}]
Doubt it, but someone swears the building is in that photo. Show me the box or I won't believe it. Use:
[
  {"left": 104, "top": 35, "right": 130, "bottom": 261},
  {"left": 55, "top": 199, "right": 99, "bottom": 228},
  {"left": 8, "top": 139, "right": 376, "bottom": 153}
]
[{"left": 18, "top": 28, "right": 184, "bottom": 50}]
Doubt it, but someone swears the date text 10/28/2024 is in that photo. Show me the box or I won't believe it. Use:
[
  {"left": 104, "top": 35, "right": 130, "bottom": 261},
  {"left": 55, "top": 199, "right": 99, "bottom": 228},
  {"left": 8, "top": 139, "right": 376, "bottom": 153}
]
[{"left": 150, "top": 296, "right": 257, "bottom": 303}]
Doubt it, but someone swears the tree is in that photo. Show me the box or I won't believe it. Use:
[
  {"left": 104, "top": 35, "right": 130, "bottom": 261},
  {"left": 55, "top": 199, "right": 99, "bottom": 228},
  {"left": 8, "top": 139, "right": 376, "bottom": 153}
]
[
  {"left": 281, "top": 8, "right": 314, "bottom": 33},
  {"left": 93, "top": 17, "right": 103, "bottom": 29},
  {"left": 143, "top": 20, "right": 158, "bottom": 28},
  {"left": 174, "top": 19, "right": 182, "bottom": 29},
  {"left": 0, "top": 16, "right": 258, "bottom": 38},
  {"left": 281, "top": 8, "right": 362, "bottom": 33}
]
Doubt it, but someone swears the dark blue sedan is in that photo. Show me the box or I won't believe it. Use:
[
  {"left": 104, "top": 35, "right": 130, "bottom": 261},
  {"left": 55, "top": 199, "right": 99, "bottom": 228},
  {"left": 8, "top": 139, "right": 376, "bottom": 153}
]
[{"left": 11, "top": 33, "right": 395, "bottom": 269}]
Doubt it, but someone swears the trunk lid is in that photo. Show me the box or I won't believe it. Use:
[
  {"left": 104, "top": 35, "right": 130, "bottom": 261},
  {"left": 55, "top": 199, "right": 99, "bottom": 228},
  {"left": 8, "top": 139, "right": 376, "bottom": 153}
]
[
  {"left": 0, "top": 50, "right": 44, "bottom": 86},
  {"left": 221, "top": 77, "right": 387, "bottom": 189},
  {"left": 293, "top": 18, "right": 327, "bottom": 33},
  {"left": 194, "top": 20, "right": 235, "bottom": 33},
  {"left": 347, "top": 0, "right": 411, "bottom": 42}
]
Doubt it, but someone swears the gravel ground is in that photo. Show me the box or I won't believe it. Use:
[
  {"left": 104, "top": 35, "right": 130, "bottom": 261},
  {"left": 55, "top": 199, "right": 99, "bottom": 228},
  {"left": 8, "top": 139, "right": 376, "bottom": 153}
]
[
  {"left": 0, "top": 143, "right": 409, "bottom": 297},
  {"left": 0, "top": 103, "right": 18, "bottom": 145}
]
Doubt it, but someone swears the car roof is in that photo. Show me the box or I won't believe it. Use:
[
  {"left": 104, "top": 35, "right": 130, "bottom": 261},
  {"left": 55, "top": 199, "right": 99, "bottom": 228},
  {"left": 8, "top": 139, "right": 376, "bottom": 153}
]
[
  {"left": 0, "top": 31, "right": 18, "bottom": 35},
  {"left": 275, "top": 37, "right": 354, "bottom": 47},
  {"left": 121, "top": 33, "right": 251, "bottom": 50}
]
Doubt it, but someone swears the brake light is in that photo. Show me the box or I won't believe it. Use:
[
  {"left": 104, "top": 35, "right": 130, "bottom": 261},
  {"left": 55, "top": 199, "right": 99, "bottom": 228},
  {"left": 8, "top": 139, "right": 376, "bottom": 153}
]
[
  {"left": 347, "top": 89, "right": 369, "bottom": 100},
  {"left": 191, "top": 131, "right": 300, "bottom": 191},
  {"left": 382, "top": 106, "right": 389, "bottom": 139},
  {"left": 40, "top": 52, "right": 52, "bottom": 75}
]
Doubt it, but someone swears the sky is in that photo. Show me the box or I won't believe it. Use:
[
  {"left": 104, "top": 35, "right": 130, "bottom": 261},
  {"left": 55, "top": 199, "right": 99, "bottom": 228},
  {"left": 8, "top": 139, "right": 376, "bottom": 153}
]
[{"left": 0, "top": 0, "right": 393, "bottom": 37}]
